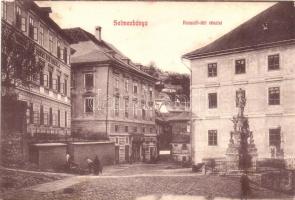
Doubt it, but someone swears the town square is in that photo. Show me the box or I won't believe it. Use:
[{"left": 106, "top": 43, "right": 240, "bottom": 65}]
[{"left": 1, "top": 1, "right": 295, "bottom": 200}]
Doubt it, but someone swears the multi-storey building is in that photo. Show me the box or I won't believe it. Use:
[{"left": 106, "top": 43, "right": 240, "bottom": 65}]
[
  {"left": 183, "top": 2, "right": 295, "bottom": 168},
  {"left": 2, "top": 1, "right": 72, "bottom": 139},
  {"left": 64, "top": 27, "right": 158, "bottom": 163}
]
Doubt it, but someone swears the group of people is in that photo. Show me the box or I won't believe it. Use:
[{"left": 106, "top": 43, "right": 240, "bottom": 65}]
[
  {"left": 66, "top": 153, "right": 103, "bottom": 175},
  {"left": 86, "top": 155, "right": 103, "bottom": 175}
]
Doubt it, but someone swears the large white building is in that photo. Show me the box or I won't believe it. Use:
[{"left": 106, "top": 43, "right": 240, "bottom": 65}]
[{"left": 183, "top": 2, "right": 295, "bottom": 168}]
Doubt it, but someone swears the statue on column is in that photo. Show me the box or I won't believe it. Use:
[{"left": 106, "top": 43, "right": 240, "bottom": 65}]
[{"left": 236, "top": 88, "right": 246, "bottom": 117}]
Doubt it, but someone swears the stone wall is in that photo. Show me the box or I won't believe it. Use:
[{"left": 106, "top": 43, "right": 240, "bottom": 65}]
[
  {"left": 2, "top": 133, "right": 26, "bottom": 166},
  {"left": 31, "top": 143, "right": 67, "bottom": 170},
  {"left": 68, "top": 141, "right": 115, "bottom": 168},
  {"left": 259, "top": 170, "right": 295, "bottom": 194}
]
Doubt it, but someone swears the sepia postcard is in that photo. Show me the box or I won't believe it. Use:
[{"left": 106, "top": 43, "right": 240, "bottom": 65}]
[{"left": 1, "top": 1, "right": 295, "bottom": 200}]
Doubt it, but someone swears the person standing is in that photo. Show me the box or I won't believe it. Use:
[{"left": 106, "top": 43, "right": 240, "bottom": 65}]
[
  {"left": 240, "top": 172, "right": 250, "bottom": 200},
  {"left": 66, "top": 152, "right": 71, "bottom": 170},
  {"left": 86, "top": 157, "right": 94, "bottom": 174}
]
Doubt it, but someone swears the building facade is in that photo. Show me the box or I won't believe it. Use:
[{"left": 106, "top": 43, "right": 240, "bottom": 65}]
[
  {"left": 2, "top": 1, "right": 72, "bottom": 140},
  {"left": 183, "top": 2, "right": 295, "bottom": 168},
  {"left": 65, "top": 28, "right": 158, "bottom": 163},
  {"left": 167, "top": 112, "right": 191, "bottom": 163}
]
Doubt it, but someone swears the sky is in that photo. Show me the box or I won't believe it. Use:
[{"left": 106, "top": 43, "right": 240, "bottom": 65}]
[{"left": 36, "top": 1, "right": 275, "bottom": 74}]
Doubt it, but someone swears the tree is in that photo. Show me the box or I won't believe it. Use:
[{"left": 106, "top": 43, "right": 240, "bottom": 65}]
[{"left": 1, "top": 22, "right": 43, "bottom": 96}]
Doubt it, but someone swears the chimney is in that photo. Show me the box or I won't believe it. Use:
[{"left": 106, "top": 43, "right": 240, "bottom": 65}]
[{"left": 95, "top": 26, "right": 102, "bottom": 41}]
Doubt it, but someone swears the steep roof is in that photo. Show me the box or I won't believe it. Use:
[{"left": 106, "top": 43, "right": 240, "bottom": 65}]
[
  {"left": 63, "top": 27, "right": 157, "bottom": 80},
  {"left": 27, "top": 2, "right": 72, "bottom": 43},
  {"left": 183, "top": 2, "right": 295, "bottom": 60}
]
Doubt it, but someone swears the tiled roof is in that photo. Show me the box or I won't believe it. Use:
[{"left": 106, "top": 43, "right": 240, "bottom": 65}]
[
  {"left": 63, "top": 28, "right": 157, "bottom": 80},
  {"left": 183, "top": 2, "right": 295, "bottom": 60}
]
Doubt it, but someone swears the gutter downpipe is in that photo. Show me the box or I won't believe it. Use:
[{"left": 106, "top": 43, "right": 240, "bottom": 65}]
[{"left": 181, "top": 57, "right": 195, "bottom": 167}]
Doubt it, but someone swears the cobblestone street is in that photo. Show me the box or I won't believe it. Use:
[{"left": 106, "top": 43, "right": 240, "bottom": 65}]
[{"left": 1, "top": 163, "right": 293, "bottom": 200}]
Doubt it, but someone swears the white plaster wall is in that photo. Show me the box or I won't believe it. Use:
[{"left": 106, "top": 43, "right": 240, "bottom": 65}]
[{"left": 191, "top": 44, "right": 295, "bottom": 163}]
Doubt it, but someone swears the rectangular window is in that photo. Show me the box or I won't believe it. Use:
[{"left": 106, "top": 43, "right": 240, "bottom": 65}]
[
  {"left": 268, "top": 54, "right": 280, "bottom": 70},
  {"left": 269, "top": 128, "right": 281, "bottom": 147},
  {"left": 268, "top": 87, "right": 280, "bottom": 105},
  {"left": 16, "top": 6, "right": 21, "bottom": 29},
  {"left": 57, "top": 41, "right": 61, "bottom": 59},
  {"left": 34, "top": 27, "right": 38, "bottom": 41},
  {"left": 40, "top": 105, "right": 44, "bottom": 125},
  {"left": 208, "top": 63, "right": 217, "bottom": 77},
  {"left": 21, "top": 17, "right": 26, "bottom": 32},
  {"left": 85, "top": 73, "right": 94, "bottom": 89},
  {"left": 29, "top": 17, "right": 34, "bottom": 39},
  {"left": 115, "top": 96, "right": 119, "bottom": 116},
  {"left": 49, "top": 33, "right": 53, "bottom": 53},
  {"left": 64, "top": 78, "right": 68, "bottom": 96},
  {"left": 57, "top": 110, "right": 60, "bottom": 127},
  {"left": 125, "top": 99, "right": 129, "bottom": 118},
  {"left": 85, "top": 97, "right": 94, "bottom": 113},
  {"left": 115, "top": 77, "right": 119, "bottom": 90},
  {"left": 2, "top": 1, "right": 7, "bottom": 20},
  {"left": 49, "top": 107, "right": 53, "bottom": 126},
  {"left": 30, "top": 103, "right": 34, "bottom": 124},
  {"left": 208, "top": 93, "right": 217, "bottom": 109},
  {"left": 63, "top": 48, "right": 67, "bottom": 63},
  {"left": 115, "top": 125, "right": 119, "bottom": 132},
  {"left": 134, "top": 126, "right": 137, "bottom": 133},
  {"left": 39, "top": 26, "right": 44, "bottom": 46},
  {"left": 133, "top": 102, "right": 137, "bottom": 118},
  {"left": 125, "top": 126, "right": 128, "bottom": 132},
  {"left": 57, "top": 75, "right": 61, "bottom": 93},
  {"left": 124, "top": 79, "right": 129, "bottom": 92},
  {"left": 49, "top": 71, "right": 53, "bottom": 89},
  {"left": 142, "top": 108, "right": 146, "bottom": 120},
  {"left": 133, "top": 84, "right": 138, "bottom": 94},
  {"left": 39, "top": 71, "right": 44, "bottom": 86},
  {"left": 142, "top": 127, "right": 145, "bottom": 133},
  {"left": 236, "top": 89, "right": 246, "bottom": 107},
  {"left": 65, "top": 111, "right": 67, "bottom": 127},
  {"left": 208, "top": 130, "right": 218, "bottom": 146},
  {"left": 235, "top": 59, "right": 246, "bottom": 74},
  {"left": 149, "top": 88, "right": 153, "bottom": 100}
]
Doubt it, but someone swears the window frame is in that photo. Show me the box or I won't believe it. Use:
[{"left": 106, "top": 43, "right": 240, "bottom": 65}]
[
  {"left": 269, "top": 128, "right": 281, "bottom": 147},
  {"left": 268, "top": 87, "right": 280, "bottom": 105},
  {"left": 235, "top": 59, "right": 246, "bottom": 74},
  {"left": 268, "top": 54, "right": 280, "bottom": 71},
  {"left": 208, "top": 93, "right": 217, "bottom": 109},
  {"left": 208, "top": 130, "right": 218, "bottom": 146},
  {"left": 84, "top": 73, "right": 94, "bottom": 89},
  {"left": 85, "top": 97, "right": 94, "bottom": 113},
  {"left": 114, "top": 96, "right": 119, "bottom": 117},
  {"left": 208, "top": 63, "right": 217, "bottom": 77}
]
